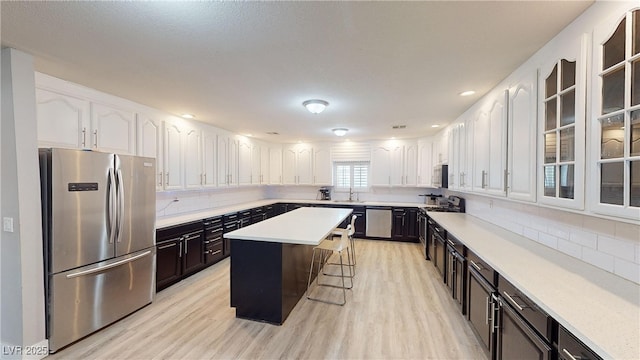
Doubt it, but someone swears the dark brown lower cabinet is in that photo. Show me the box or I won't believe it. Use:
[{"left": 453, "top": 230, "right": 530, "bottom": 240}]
[
  {"left": 558, "top": 325, "right": 603, "bottom": 360},
  {"left": 156, "top": 239, "right": 181, "bottom": 290},
  {"left": 496, "top": 297, "right": 552, "bottom": 360},
  {"left": 467, "top": 267, "right": 497, "bottom": 357},
  {"left": 156, "top": 221, "right": 204, "bottom": 291}
]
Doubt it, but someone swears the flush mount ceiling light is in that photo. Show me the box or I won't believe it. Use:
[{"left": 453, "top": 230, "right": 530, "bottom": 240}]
[
  {"left": 459, "top": 90, "right": 476, "bottom": 97},
  {"left": 431, "top": 124, "right": 440, "bottom": 128},
  {"left": 302, "top": 99, "right": 329, "bottom": 114},
  {"left": 181, "top": 113, "right": 195, "bottom": 119},
  {"left": 332, "top": 128, "right": 348, "bottom": 137}
]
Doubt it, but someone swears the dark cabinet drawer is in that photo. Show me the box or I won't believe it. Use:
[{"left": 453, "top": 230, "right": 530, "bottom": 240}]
[
  {"left": 558, "top": 325, "right": 602, "bottom": 360},
  {"left": 205, "top": 240, "right": 224, "bottom": 264},
  {"left": 467, "top": 249, "right": 497, "bottom": 287},
  {"left": 498, "top": 275, "right": 553, "bottom": 343},
  {"left": 497, "top": 296, "right": 552, "bottom": 360}
]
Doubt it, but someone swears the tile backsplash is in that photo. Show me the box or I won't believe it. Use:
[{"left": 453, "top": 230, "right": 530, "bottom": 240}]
[
  {"left": 156, "top": 187, "right": 267, "bottom": 217},
  {"left": 458, "top": 192, "right": 640, "bottom": 284}
]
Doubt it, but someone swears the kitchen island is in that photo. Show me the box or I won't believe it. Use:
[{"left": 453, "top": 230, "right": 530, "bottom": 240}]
[{"left": 225, "top": 207, "right": 353, "bottom": 324}]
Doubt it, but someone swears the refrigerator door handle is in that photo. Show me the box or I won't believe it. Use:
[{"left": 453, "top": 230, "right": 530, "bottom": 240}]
[
  {"left": 108, "top": 168, "right": 117, "bottom": 244},
  {"left": 116, "top": 168, "right": 125, "bottom": 243},
  {"left": 65, "top": 250, "right": 152, "bottom": 279}
]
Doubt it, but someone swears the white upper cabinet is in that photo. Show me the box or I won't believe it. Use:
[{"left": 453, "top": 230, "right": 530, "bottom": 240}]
[
  {"left": 472, "top": 109, "right": 489, "bottom": 193},
  {"left": 35, "top": 88, "right": 90, "bottom": 149},
  {"left": 202, "top": 130, "right": 217, "bottom": 188},
  {"left": 184, "top": 126, "right": 203, "bottom": 189},
  {"left": 507, "top": 71, "right": 538, "bottom": 202},
  {"left": 163, "top": 120, "right": 183, "bottom": 190},
  {"left": 282, "top": 144, "right": 313, "bottom": 185},
  {"left": 238, "top": 138, "right": 253, "bottom": 186},
  {"left": 137, "top": 114, "right": 163, "bottom": 190},
  {"left": 90, "top": 103, "right": 136, "bottom": 155},
  {"left": 589, "top": 6, "right": 640, "bottom": 220},
  {"left": 371, "top": 140, "right": 417, "bottom": 187},
  {"left": 217, "top": 134, "right": 239, "bottom": 187},
  {"left": 269, "top": 146, "right": 283, "bottom": 185},
  {"left": 259, "top": 144, "right": 270, "bottom": 185},
  {"left": 313, "top": 145, "right": 332, "bottom": 185},
  {"left": 417, "top": 138, "right": 433, "bottom": 187},
  {"left": 538, "top": 34, "right": 587, "bottom": 210}
]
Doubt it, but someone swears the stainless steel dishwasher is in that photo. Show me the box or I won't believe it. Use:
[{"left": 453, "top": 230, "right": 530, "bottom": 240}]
[{"left": 365, "top": 207, "right": 392, "bottom": 238}]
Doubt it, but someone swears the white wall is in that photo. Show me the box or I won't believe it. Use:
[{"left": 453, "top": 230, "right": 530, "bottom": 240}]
[
  {"left": 0, "top": 49, "right": 47, "bottom": 358},
  {"left": 266, "top": 185, "right": 442, "bottom": 204}
]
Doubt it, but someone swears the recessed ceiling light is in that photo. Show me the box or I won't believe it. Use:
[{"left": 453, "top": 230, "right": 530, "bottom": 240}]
[
  {"left": 459, "top": 90, "right": 475, "bottom": 97},
  {"left": 302, "top": 99, "right": 329, "bottom": 114},
  {"left": 391, "top": 137, "right": 396, "bottom": 140},
  {"left": 181, "top": 114, "right": 195, "bottom": 119},
  {"left": 431, "top": 124, "right": 440, "bottom": 128},
  {"left": 245, "top": 133, "right": 253, "bottom": 137},
  {"left": 266, "top": 132, "right": 280, "bottom": 135}
]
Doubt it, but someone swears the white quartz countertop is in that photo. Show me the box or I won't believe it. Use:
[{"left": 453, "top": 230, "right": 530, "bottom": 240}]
[
  {"left": 156, "top": 199, "right": 429, "bottom": 229},
  {"left": 224, "top": 207, "right": 353, "bottom": 245},
  {"left": 427, "top": 212, "right": 640, "bottom": 360}
]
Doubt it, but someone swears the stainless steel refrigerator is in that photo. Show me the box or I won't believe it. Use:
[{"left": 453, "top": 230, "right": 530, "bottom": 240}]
[{"left": 39, "top": 148, "right": 156, "bottom": 353}]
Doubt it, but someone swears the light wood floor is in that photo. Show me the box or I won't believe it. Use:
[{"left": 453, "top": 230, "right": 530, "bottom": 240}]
[{"left": 48, "top": 240, "right": 487, "bottom": 359}]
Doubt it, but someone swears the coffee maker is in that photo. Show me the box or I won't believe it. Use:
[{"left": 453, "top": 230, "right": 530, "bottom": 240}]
[{"left": 318, "top": 187, "right": 331, "bottom": 200}]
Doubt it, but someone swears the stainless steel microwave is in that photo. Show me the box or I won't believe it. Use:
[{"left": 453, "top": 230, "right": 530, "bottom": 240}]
[{"left": 432, "top": 164, "right": 448, "bottom": 188}]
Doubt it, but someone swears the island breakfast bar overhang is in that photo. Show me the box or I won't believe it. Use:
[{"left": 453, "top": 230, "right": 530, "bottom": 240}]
[{"left": 225, "top": 207, "right": 353, "bottom": 324}]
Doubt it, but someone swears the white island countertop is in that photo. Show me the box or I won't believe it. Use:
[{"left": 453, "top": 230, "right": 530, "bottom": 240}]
[
  {"left": 427, "top": 212, "right": 640, "bottom": 360},
  {"left": 224, "top": 207, "right": 353, "bottom": 245}
]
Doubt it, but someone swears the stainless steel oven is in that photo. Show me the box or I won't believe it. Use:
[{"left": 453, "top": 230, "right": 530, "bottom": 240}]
[{"left": 432, "top": 164, "right": 448, "bottom": 188}]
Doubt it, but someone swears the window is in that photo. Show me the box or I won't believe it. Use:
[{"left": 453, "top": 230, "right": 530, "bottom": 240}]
[{"left": 334, "top": 162, "right": 369, "bottom": 191}]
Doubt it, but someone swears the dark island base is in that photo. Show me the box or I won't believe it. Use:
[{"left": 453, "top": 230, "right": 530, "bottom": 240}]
[{"left": 230, "top": 239, "right": 315, "bottom": 325}]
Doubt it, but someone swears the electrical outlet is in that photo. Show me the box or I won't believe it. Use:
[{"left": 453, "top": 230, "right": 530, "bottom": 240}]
[{"left": 3, "top": 217, "right": 14, "bottom": 232}]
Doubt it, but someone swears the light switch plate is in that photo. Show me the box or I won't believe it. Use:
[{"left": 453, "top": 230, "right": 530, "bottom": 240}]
[{"left": 3, "top": 217, "right": 14, "bottom": 232}]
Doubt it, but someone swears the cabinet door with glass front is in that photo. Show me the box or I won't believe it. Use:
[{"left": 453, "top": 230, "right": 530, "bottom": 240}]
[
  {"left": 539, "top": 34, "right": 587, "bottom": 210},
  {"left": 591, "top": 7, "right": 640, "bottom": 220}
]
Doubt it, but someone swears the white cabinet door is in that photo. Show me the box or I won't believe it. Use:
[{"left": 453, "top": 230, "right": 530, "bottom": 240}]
[
  {"left": 508, "top": 71, "right": 537, "bottom": 202},
  {"left": 184, "top": 127, "right": 203, "bottom": 189},
  {"left": 448, "top": 126, "right": 459, "bottom": 190},
  {"left": 297, "top": 146, "right": 313, "bottom": 185},
  {"left": 238, "top": 139, "right": 252, "bottom": 186},
  {"left": 487, "top": 91, "right": 508, "bottom": 196},
  {"left": 462, "top": 119, "right": 473, "bottom": 191},
  {"left": 269, "top": 147, "right": 282, "bottom": 185},
  {"left": 202, "top": 131, "right": 216, "bottom": 187},
  {"left": 90, "top": 103, "right": 136, "bottom": 155},
  {"left": 404, "top": 143, "right": 418, "bottom": 186},
  {"left": 137, "top": 114, "right": 163, "bottom": 190},
  {"left": 35, "top": 88, "right": 90, "bottom": 149},
  {"left": 260, "top": 145, "right": 270, "bottom": 185},
  {"left": 417, "top": 139, "right": 433, "bottom": 187},
  {"left": 282, "top": 146, "right": 297, "bottom": 185},
  {"left": 472, "top": 110, "right": 489, "bottom": 193},
  {"left": 217, "top": 135, "right": 230, "bottom": 186},
  {"left": 371, "top": 145, "right": 392, "bottom": 186},
  {"left": 390, "top": 145, "right": 404, "bottom": 186},
  {"left": 164, "top": 121, "right": 183, "bottom": 190},
  {"left": 251, "top": 143, "right": 262, "bottom": 185},
  {"left": 313, "top": 146, "right": 332, "bottom": 185}
]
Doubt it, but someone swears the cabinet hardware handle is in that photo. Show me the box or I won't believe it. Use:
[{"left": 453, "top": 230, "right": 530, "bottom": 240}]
[
  {"left": 204, "top": 173, "right": 207, "bottom": 184},
  {"left": 211, "top": 250, "right": 222, "bottom": 256},
  {"left": 158, "top": 172, "right": 163, "bottom": 187},
  {"left": 561, "top": 349, "right": 579, "bottom": 360},
  {"left": 447, "top": 239, "right": 455, "bottom": 246},
  {"left": 165, "top": 172, "right": 169, "bottom": 186},
  {"left": 184, "top": 240, "right": 188, "bottom": 254},
  {"left": 502, "top": 291, "right": 528, "bottom": 311},
  {"left": 485, "top": 296, "right": 490, "bottom": 325},
  {"left": 490, "top": 297, "right": 496, "bottom": 333},
  {"left": 470, "top": 259, "right": 483, "bottom": 271},
  {"left": 93, "top": 130, "right": 98, "bottom": 148},
  {"left": 158, "top": 243, "right": 176, "bottom": 250},
  {"left": 81, "top": 128, "right": 87, "bottom": 147},
  {"left": 481, "top": 170, "right": 487, "bottom": 189},
  {"left": 179, "top": 241, "right": 183, "bottom": 257},
  {"left": 504, "top": 169, "right": 509, "bottom": 192}
]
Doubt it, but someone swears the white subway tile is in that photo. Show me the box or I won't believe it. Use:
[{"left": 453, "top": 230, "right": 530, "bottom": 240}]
[
  {"left": 538, "top": 232, "right": 558, "bottom": 249},
  {"left": 581, "top": 247, "right": 615, "bottom": 272},
  {"left": 523, "top": 227, "right": 539, "bottom": 242},
  {"left": 557, "top": 239, "right": 582, "bottom": 259},
  {"left": 597, "top": 235, "right": 636, "bottom": 262},
  {"left": 613, "top": 258, "right": 640, "bottom": 284},
  {"left": 547, "top": 222, "right": 570, "bottom": 240},
  {"left": 569, "top": 229, "right": 598, "bottom": 249}
]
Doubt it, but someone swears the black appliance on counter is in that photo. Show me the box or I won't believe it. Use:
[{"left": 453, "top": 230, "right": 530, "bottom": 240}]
[
  {"left": 419, "top": 195, "right": 465, "bottom": 260},
  {"left": 432, "top": 164, "right": 448, "bottom": 188}
]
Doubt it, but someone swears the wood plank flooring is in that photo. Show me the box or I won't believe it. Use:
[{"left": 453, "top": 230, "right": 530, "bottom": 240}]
[{"left": 48, "top": 240, "right": 487, "bottom": 359}]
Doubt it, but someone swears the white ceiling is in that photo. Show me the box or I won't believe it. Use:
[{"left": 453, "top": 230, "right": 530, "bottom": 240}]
[{"left": 1, "top": 1, "right": 593, "bottom": 143}]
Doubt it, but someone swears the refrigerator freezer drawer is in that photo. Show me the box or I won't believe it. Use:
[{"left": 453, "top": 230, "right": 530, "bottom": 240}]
[{"left": 47, "top": 248, "right": 156, "bottom": 353}]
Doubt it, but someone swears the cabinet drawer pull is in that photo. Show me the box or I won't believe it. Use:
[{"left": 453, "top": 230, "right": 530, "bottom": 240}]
[
  {"left": 562, "top": 348, "right": 579, "bottom": 360},
  {"left": 485, "top": 296, "right": 490, "bottom": 325},
  {"left": 470, "top": 260, "right": 483, "bottom": 271},
  {"left": 447, "top": 239, "right": 455, "bottom": 246},
  {"left": 184, "top": 234, "right": 200, "bottom": 241},
  {"left": 502, "top": 291, "right": 528, "bottom": 312},
  {"left": 81, "top": 127, "right": 87, "bottom": 147},
  {"left": 93, "top": 130, "right": 98, "bottom": 148},
  {"left": 158, "top": 243, "right": 176, "bottom": 250},
  {"left": 210, "top": 250, "right": 222, "bottom": 256}
]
